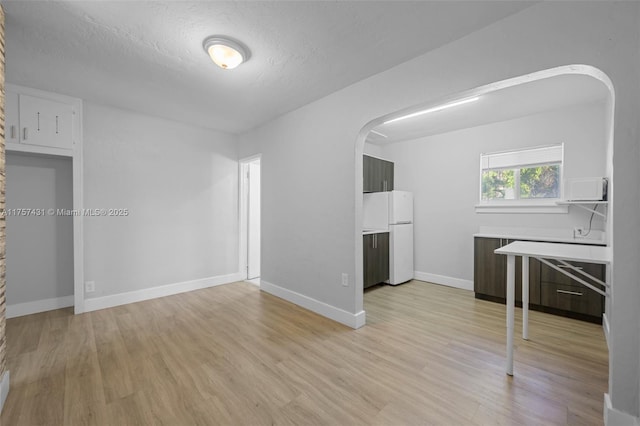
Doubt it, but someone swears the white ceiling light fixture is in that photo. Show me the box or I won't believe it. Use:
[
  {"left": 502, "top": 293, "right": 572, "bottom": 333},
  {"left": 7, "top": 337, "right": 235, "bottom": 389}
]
[
  {"left": 384, "top": 96, "right": 480, "bottom": 124},
  {"left": 203, "top": 35, "right": 250, "bottom": 70}
]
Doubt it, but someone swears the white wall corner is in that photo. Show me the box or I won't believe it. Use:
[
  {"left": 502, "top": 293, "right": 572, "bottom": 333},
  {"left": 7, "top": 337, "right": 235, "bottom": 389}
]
[
  {"left": 413, "top": 271, "right": 474, "bottom": 291},
  {"left": 0, "top": 370, "right": 9, "bottom": 414},
  {"left": 604, "top": 393, "right": 640, "bottom": 426},
  {"left": 260, "top": 280, "right": 365, "bottom": 329},
  {"left": 6, "top": 295, "right": 75, "bottom": 319},
  {"left": 83, "top": 272, "right": 244, "bottom": 313}
]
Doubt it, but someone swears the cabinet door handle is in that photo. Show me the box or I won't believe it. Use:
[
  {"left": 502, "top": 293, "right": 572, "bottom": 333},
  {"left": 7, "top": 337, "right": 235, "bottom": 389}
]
[
  {"left": 10, "top": 125, "right": 15, "bottom": 139},
  {"left": 557, "top": 289, "right": 583, "bottom": 296},
  {"left": 56, "top": 116, "right": 59, "bottom": 134},
  {"left": 23, "top": 127, "right": 28, "bottom": 140},
  {"left": 374, "top": 234, "right": 377, "bottom": 249}
]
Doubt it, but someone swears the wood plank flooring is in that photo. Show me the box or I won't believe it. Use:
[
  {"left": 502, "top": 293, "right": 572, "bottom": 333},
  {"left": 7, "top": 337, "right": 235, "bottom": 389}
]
[{"left": 0, "top": 280, "right": 607, "bottom": 425}]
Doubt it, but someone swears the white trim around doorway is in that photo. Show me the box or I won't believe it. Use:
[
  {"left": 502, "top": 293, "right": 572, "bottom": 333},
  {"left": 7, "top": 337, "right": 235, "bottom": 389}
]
[{"left": 238, "top": 154, "right": 261, "bottom": 282}]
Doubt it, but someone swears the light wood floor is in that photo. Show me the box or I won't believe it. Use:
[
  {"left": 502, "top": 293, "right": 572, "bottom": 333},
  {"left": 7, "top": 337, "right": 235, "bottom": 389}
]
[{"left": 1, "top": 281, "right": 607, "bottom": 425}]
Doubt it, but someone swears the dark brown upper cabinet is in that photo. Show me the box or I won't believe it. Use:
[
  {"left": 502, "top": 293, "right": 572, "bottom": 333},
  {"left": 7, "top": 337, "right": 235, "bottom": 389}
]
[{"left": 364, "top": 155, "right": 394, "bottom": 193}]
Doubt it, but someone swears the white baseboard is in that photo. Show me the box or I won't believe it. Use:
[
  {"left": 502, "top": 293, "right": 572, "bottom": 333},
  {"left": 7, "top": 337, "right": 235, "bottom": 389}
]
[
  {"left": 604, "top": 393, "right": 640, "bottom": 426},
  {"left": 7, "top": 295, "right": 74, "bottom": 319},
  {"left": 413, "top": 271, "right": 474, "bottom": 291},
  {"left": 260, "top": 280, "right": 365, "bottom": 329},
  {"left": 602, "top": 312, "right": 610, "bottom": 349},
  {"left": 84, "top": 272, "right": 244, "bottom": 313},
  {"left": 0, "top": 371, "right": 9, "bottom": 414}
]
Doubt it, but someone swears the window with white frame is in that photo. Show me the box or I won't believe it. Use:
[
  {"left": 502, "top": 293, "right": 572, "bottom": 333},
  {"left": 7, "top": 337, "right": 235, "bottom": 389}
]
[{"left": 480, "top": 144, "right": 563, "bottom": 203}]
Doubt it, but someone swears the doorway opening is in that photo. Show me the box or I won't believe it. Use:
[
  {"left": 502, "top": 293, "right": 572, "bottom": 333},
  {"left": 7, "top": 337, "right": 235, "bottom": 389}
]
[
  {"left": 5, "top": 152, "right": 74, "bottom": 317},
  {"left": 240, "top": 155, "right": 261, "bottom": 285}
]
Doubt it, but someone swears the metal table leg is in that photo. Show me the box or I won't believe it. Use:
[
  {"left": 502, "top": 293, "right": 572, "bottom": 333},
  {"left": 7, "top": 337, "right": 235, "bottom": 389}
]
[
  {"left": 506, "top": 254, "right": 515, "bottom": 376},
  {"left": 522, "top": 255, "right": 529, "bottom": 340}
]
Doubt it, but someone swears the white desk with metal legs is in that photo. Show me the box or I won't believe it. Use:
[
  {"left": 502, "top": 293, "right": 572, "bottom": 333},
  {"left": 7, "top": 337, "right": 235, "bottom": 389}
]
[{"left": 494, "top": 241, "right": 612, "bottom": 376}]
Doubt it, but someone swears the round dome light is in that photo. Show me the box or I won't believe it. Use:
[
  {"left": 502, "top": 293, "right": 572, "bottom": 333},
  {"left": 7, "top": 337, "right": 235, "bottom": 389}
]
[{"left": 203, "top": 36, "right": 250, "bottom": 70}]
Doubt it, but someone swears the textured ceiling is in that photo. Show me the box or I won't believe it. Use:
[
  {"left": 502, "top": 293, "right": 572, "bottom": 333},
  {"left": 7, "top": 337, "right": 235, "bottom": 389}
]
[
  {"left": 368, "top": 73, "right": 610, "bottom": 145},
  {"left": 4, "top": 1, "right": 533, "bottom": 134}
]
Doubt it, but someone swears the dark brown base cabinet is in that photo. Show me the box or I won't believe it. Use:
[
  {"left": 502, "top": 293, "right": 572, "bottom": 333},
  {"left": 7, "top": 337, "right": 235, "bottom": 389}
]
[
  {"left": 363, "top": 155, "right": 394, "bottom": 193},
  {"left": 539, "top": 261, "right": 605, "bottom": 318},
  {"left": 364, "top": 232, "right": 390, "bottom": 289},
  {"left": 474, "top": 237, "right": 604, "bottom": 323}
]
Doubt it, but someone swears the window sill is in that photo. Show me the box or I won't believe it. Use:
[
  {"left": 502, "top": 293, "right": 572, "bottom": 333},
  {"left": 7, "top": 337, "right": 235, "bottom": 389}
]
[{"left": 475, "top": 202, "right": 569, "bottom": 214}]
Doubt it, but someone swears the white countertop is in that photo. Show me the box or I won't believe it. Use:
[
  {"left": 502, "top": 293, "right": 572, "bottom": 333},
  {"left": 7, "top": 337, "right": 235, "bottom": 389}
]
[
  {"left": 495, "top": 241, "right": 612, "bottom": 264},
  {"left": 363, "top": 229, "right": 389, "bottom": 235},
  {"left": 474, "top": 226, "right": 606, "bottom": 246}
]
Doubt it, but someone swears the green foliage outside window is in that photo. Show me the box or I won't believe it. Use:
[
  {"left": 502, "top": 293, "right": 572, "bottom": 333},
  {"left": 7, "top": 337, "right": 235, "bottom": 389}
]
[
  {"left": 520, "top": 165, "right": 560, "bottom": 198},
  {"left": 482, "top": 164, "right": 559, "bottom": 201},
  {"left": 482, "top": 169, "right": 515, "bottom": 200}
]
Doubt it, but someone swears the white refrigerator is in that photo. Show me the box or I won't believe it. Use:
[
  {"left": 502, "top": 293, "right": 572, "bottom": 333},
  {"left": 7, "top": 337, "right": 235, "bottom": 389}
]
[{"left": 363, "top": 190, "right": 414, "bottom": 285}]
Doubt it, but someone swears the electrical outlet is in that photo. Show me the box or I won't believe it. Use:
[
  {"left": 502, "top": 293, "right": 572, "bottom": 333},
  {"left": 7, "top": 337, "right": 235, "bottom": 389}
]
[
  {"left": 341, "top": 273, "right": 349, "bottom": 287},
  {"left": 573, "top": 227, "right": 585, "bottom": 237},
  {"left": 85, "top": 281, "right": 95, "bottom": 293}
]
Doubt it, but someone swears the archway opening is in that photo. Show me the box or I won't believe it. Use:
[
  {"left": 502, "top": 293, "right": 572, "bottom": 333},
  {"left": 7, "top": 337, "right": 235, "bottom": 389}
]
[{"left": 354, "top": 64, "right": 615, "bottom": 326}]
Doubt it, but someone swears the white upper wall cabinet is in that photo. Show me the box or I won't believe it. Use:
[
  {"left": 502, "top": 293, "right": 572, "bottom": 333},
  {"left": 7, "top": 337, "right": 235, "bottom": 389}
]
[
  {"left": 5, "top": 85, "right": 79, "bottom": 153},
  {"left": 18, "top": 93, "right": 74, "bottom": 150}
]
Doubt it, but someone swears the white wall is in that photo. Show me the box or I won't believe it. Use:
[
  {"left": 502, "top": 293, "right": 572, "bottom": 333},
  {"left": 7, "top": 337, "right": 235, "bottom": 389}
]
[
  {"left": 363, "top": 142, "right": 383, "bottom": 158},
  {"left": 381, "top": 101, "right": 607, "bottom": 284},
  {"left": 83, "top": 103, "right": 239, "bottom": 299},
  {"left": 238, "top": 2, "right": 640, "bottom": 420},
  {"left": 5, "top": 152, "right": 74, "bottom": 305}
]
